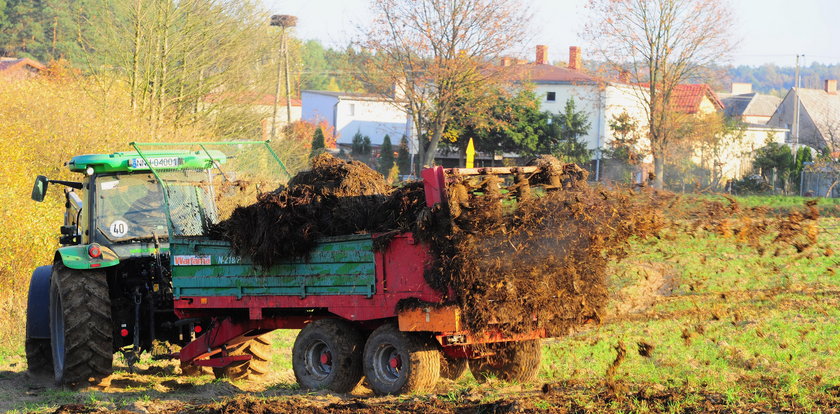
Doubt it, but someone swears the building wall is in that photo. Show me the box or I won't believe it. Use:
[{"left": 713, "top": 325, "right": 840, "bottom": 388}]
[
  {"left": 534, "top": 83, "right": 604, "bottom": 150},
  {"left": 301, "top": 92, "right": 338, "bottom": 126},
  {"left": 335, "top": 98, "right": 410, "bottom": 146},
  {"left": 533, "top": 82, "right": 651, "bottom": 163},
  {"left": 768, "top": 91, "right": 824, "bottom": 148},
  {"left": 603, "top": 84, "right": 652, "bottom": 163}
]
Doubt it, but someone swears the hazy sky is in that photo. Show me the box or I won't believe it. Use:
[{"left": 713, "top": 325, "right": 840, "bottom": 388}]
[{"left": 262, "top": 0, "right": 840, "bottom": 67}]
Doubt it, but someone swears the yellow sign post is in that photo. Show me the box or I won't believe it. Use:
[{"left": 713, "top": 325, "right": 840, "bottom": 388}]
[{"left": 465, "top": 138, "right": 475, "bottom": 168}]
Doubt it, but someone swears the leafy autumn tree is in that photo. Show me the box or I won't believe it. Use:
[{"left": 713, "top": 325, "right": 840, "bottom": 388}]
[
  {"left": 282, "top": 120, "right": 337, "bottom": 149},
  {"left": 357, "top": 0, "right": 530, "bottom": 173},
  {"left": 443, "top": 87, "right": 548, "bottom": 162},
  {"left": 585, "top": 0, "right": 734, "bottom": 188},
  {"left": 378, "top": 134, "right": 395, "bottom": 176}
]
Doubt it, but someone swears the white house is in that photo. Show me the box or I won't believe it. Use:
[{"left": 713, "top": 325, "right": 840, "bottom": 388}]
[
  {"left": 301, "top": 90, "right": 413, "bottom": 147},
  {"left": 504, "top": 46, "right": 650, "bottom": 177}
]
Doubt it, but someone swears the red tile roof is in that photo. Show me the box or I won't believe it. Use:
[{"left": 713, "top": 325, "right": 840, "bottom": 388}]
[
  {"left": 0, "top": 57, "right": 46, "bottom": 76},
  {"left": 669, "top": 84, "right": 724, "bottom": 114}
]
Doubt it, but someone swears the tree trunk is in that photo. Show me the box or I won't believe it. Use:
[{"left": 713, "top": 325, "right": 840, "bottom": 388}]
[
  {"left": 653, "top": 156, "right": 664, "bottom": 190},
  {"left": 422, "top": 122, "right": 444, "bottom": 168}
]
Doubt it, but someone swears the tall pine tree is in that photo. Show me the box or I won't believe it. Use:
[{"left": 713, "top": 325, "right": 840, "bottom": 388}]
[
  {"left": 378, "top": 134, "right": 394, "bottom": 176},
  {"left": 397, "top": 135, "right": 411, "bottom": 175},
  {"left": 310, "top": 127, "right": 325, "bottom": 158},
  {"left": 549, "top": 97, "right": 592, "bottom": 164}
]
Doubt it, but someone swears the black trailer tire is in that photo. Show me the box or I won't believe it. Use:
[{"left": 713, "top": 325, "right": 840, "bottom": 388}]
[
  {"left": 213, "top": 335, "right": 272, "bottom": 380},
  {"left": 470, "top": 340, "right": 541, "bottom": 383},
  {"left": 363, "top": 323, "right": 440, "bottom": 395},
  {"left": 440, "top": 353, "right": 468, "bottom": 380},
  {"left": 25, "top": 338, "right": 53, "bottom": 377},
  {"left": 292, "top": 319, "right": 364, "bottom": 393},
  {"left": 49, "top": 264, "right": 114, "bottom": 386}
]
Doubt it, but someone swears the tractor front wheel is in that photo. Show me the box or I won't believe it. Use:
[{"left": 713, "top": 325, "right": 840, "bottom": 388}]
[
  {"left": 470, "top": 340, "right": 541, "bottom": 383},
  {"left": 49, "top": 264, "right": 114, "bottom": 386},
  {"left": 292, "top": 319, "right": 364, "bottom": 393},
  {"left": 213, "top": 335, "right": 272, "bottom": 380},
  {"left": 363, "top": 323, "right": 440, "bottom": 395}
]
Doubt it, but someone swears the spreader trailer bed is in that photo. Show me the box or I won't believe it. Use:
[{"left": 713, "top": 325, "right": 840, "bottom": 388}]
[{"left": 171, "top": 165, "right": 551, "bottom": 395}]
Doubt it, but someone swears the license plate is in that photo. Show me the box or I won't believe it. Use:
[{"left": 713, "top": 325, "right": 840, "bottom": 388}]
[{"left": 130, "top": 157, "right": 183, "bottom": 169}]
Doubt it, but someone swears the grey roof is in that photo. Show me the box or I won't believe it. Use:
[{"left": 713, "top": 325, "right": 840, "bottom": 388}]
[
  {"left": 796, "top": 88, "right": 840, "bottom": 142},
  {"left": 302, "top": 90, "right": 391, "bottom": 101},
  {"left": 719, "top": 92, "right": 781, "bottom": 118}
]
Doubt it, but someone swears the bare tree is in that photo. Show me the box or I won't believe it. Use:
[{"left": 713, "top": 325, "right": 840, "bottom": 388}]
[
  {"left": 584, "top": 0, "right": 734, "bottom": 189},
  {"left": 357, "top": 0, "right": 530, "bottom": 170},
  {"left": 90, "top": 0, "right": 280, "bottom": 138}
]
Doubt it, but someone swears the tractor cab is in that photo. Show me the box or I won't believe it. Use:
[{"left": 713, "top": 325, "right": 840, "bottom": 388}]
[{"left": 26, "top": 141, "right": 290, "bottom": 385}]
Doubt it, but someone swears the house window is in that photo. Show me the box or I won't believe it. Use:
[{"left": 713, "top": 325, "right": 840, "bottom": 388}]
[
  {"left": 349, "top": 103, "right": 356, "bottom": 116},
  {"left": 546, "top": 92, "right": 556, "bottom": 102}
]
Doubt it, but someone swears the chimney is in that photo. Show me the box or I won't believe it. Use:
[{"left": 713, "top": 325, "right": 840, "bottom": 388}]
[
  {"left": 535, "top": 45, "right": 548, "bottom": 65},
  {"left": 568, "top": 46, "right": 582, "bottom": 71},
  {"left": 618, "top": 70, "right": 630, "bottom": 83},
  {"left": 501, "top": 57, "right": 513, "bottom": 67},
  {"left": 731, "top": 83, "right": 752, "bottom": 94},
  {"left": 825, "top": 79, "right": 837, "bottom": 94}
]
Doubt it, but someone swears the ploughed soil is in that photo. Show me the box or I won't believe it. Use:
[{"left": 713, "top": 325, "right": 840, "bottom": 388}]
[{"left": 34, "top": 376, "right": 840, "bottom": 414}]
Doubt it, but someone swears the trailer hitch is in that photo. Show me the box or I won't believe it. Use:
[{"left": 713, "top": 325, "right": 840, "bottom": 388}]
[{"left": 120, "top": 287, "right": 144, "bottom": 373}]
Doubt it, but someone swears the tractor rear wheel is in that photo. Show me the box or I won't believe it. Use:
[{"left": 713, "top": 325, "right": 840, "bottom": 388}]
[
  {"left": 49, "top": 264, "right": 114, "bottom": 386},
  {"left": 212, "top": 335, "right": 272, "bottom": 380},
  {"left": 292, "top": 319, "right": 364, "bottom": 393},
  {"left": 363, "top": 323, "right": 440, "bottom": 395},
  {"left": 25, "top": 338, "right": 52, "bottom": 377},
  {"left": 470, "top": 340, "right": 541, "bottom": 383}
]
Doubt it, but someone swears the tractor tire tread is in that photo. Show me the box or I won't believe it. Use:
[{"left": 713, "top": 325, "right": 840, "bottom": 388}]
[
  {"left": 292, "top": 319, "right": 364, "bottom": 393},
  {"left": 52, "top": 264, "right": 113, "bottom": 385},
  {"left": 363, "top": 323, "right": 440, "bottom": 395}
]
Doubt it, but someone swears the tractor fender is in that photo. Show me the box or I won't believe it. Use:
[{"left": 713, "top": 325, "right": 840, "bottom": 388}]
[
  {"left": 56, "top": 244, "right": 120, "bottom": 270},
  {"left": 26, "top": 265, "right": 53, "bottom": 339}
]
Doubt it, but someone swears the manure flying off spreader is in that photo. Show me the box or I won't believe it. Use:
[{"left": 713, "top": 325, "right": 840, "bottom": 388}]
[{"left": 27, "top": 142, "right": 566, "bottom": 394}]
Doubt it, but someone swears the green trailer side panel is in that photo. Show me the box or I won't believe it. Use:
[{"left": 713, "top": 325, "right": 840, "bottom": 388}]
[{"left": 170, "top": 234, "right": 376, "bottom": 298}]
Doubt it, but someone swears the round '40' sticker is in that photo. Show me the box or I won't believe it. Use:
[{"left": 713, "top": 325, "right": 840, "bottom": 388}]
[{"left": 110, "top": 220, "right": 128, "bottom": 238}]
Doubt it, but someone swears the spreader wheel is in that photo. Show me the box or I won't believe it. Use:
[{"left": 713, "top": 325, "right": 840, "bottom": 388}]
[
  {"left": 440, "top": 353, "right": 468, "bottom": 380},
  {"left": 470, "top": 340, "right": 541, "bottom": 383},
  {"left": 292, "top": 319, "right": 364, "bottom": 393},
  {"left": 213, "top": 335, "right": 272, "bottom": 380},
  {"left": 363, "top": 323, "right": 440, "bottom": 395}
]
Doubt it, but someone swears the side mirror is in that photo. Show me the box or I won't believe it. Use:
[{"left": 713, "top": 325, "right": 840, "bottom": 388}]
[{"left": 32, "top": 175, "right": 49, "bottom": 202}]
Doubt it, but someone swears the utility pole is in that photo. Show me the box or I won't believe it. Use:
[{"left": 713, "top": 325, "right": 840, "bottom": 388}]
[
  {"left": 269, "top": 15, "right": 297, "bottom": 139},
  {"left": 792, "top": 54, "right": 803, "bottom": 150}
]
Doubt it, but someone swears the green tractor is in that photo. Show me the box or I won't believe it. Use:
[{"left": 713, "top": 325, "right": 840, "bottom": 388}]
[{"left": 26, "top": 142, "right": 287, "bottom": 385}]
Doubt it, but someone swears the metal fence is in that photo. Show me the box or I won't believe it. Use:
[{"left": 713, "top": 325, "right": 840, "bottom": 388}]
[{"left": 800, "top": 162, "right": 840, "bottom": 198}]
